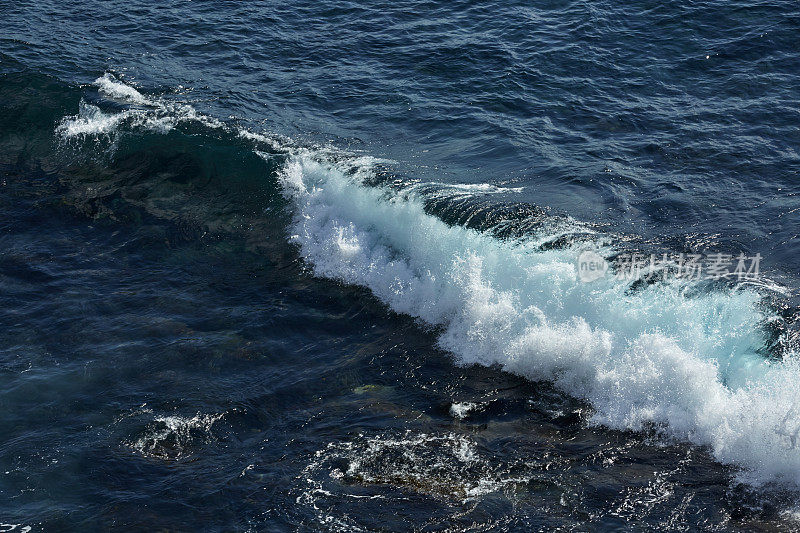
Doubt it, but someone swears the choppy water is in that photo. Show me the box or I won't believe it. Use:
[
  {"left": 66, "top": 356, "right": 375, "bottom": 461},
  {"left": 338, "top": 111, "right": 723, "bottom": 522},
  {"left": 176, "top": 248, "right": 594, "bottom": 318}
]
[{"left": 1, "top": 1, "right": 800, "bottom": 530}]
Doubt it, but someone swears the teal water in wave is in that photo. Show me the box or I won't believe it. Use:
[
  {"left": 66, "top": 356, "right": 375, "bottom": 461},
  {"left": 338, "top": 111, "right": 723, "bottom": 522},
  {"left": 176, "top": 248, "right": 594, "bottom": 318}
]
[{"left": 1, "top": 1, "right": 800, "bottom": 530}]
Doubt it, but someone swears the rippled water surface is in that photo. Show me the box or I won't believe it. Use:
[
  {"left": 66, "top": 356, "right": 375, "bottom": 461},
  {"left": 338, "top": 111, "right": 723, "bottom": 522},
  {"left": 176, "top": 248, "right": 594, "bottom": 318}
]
[{"left": 1, "top": 1, "right": 799, "bottom": 531}]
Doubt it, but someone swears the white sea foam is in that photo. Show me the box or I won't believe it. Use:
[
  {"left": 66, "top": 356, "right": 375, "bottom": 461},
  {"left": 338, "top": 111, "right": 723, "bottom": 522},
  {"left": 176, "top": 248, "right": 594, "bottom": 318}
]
[
  {"left": 300, "top": 432, "right": 518, "bottom": 503},
  {"left": 419, "top": 182, "right": 525, "bottom": 194},
  {"left": 449, "top": 402, "right": 480, "bottom": 420},
  {"left": 129, "top": 413, "right": 223, "bottom": 460},
  {"left": 277, "top": 151, "right": 800, "bottom": 487},
  {"left": 0, "top": 525, "right": 32, "bottom": 533},
  {"left": 57, "top": 73, "right": 222, "bottom": 142},
  {"left": 94, "top": 72, "right": 149, "bottom": 105},
  {"left": 56, "top": 101, "right": 129, "bottom": 137}
]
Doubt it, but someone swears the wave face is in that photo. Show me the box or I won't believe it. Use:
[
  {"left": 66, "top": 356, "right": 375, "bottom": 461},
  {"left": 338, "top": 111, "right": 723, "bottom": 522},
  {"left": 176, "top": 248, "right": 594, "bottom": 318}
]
[{"left": 56, "top": 75, "right": 800, "bottom": 490}]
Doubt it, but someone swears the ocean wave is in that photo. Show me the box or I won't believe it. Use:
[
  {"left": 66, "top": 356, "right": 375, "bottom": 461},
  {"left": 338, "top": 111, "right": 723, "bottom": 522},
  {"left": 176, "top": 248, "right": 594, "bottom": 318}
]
[
  {"left": 58, "top": 74, "right": 800, "bottom": 488},
  {"left": 278, "top": 149, "right": 800, "bottom": 487}
]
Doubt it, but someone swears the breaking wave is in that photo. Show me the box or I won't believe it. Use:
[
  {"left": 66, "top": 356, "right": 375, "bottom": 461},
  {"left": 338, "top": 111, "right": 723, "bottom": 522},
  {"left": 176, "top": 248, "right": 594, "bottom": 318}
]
[{"left": 58, "top": 74, "right": 800, "bottom": 488}]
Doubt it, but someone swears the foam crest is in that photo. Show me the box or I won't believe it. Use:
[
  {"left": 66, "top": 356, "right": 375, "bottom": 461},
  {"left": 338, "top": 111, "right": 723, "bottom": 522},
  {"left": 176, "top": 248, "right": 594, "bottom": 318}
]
[
  {"left": 277, "top": 151, "right": 800, "bottom": 487},
  {"left": 416, "top": 182, "right": 525, "bottom": 194},
  {"left": 94, "top": 72, "right": 149, "bottom": 104},
  {"left": 56, "top": 100, "right": 129, "bottom": 137},
  {"left": 56, "top": 73, "right": 222, "bottom": 142}
]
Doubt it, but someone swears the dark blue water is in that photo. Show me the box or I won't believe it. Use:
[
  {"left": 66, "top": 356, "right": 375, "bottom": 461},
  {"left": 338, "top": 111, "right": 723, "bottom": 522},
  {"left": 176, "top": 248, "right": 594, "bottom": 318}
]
[{"left": 1, "top": 1, "right": 799, "bottom": 530}]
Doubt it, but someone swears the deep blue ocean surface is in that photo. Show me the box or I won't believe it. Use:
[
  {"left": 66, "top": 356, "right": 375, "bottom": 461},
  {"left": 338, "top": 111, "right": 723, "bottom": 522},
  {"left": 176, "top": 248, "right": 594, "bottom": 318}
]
[{"left": 1, "top": 1, "right": 799, "bottom": 530}]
